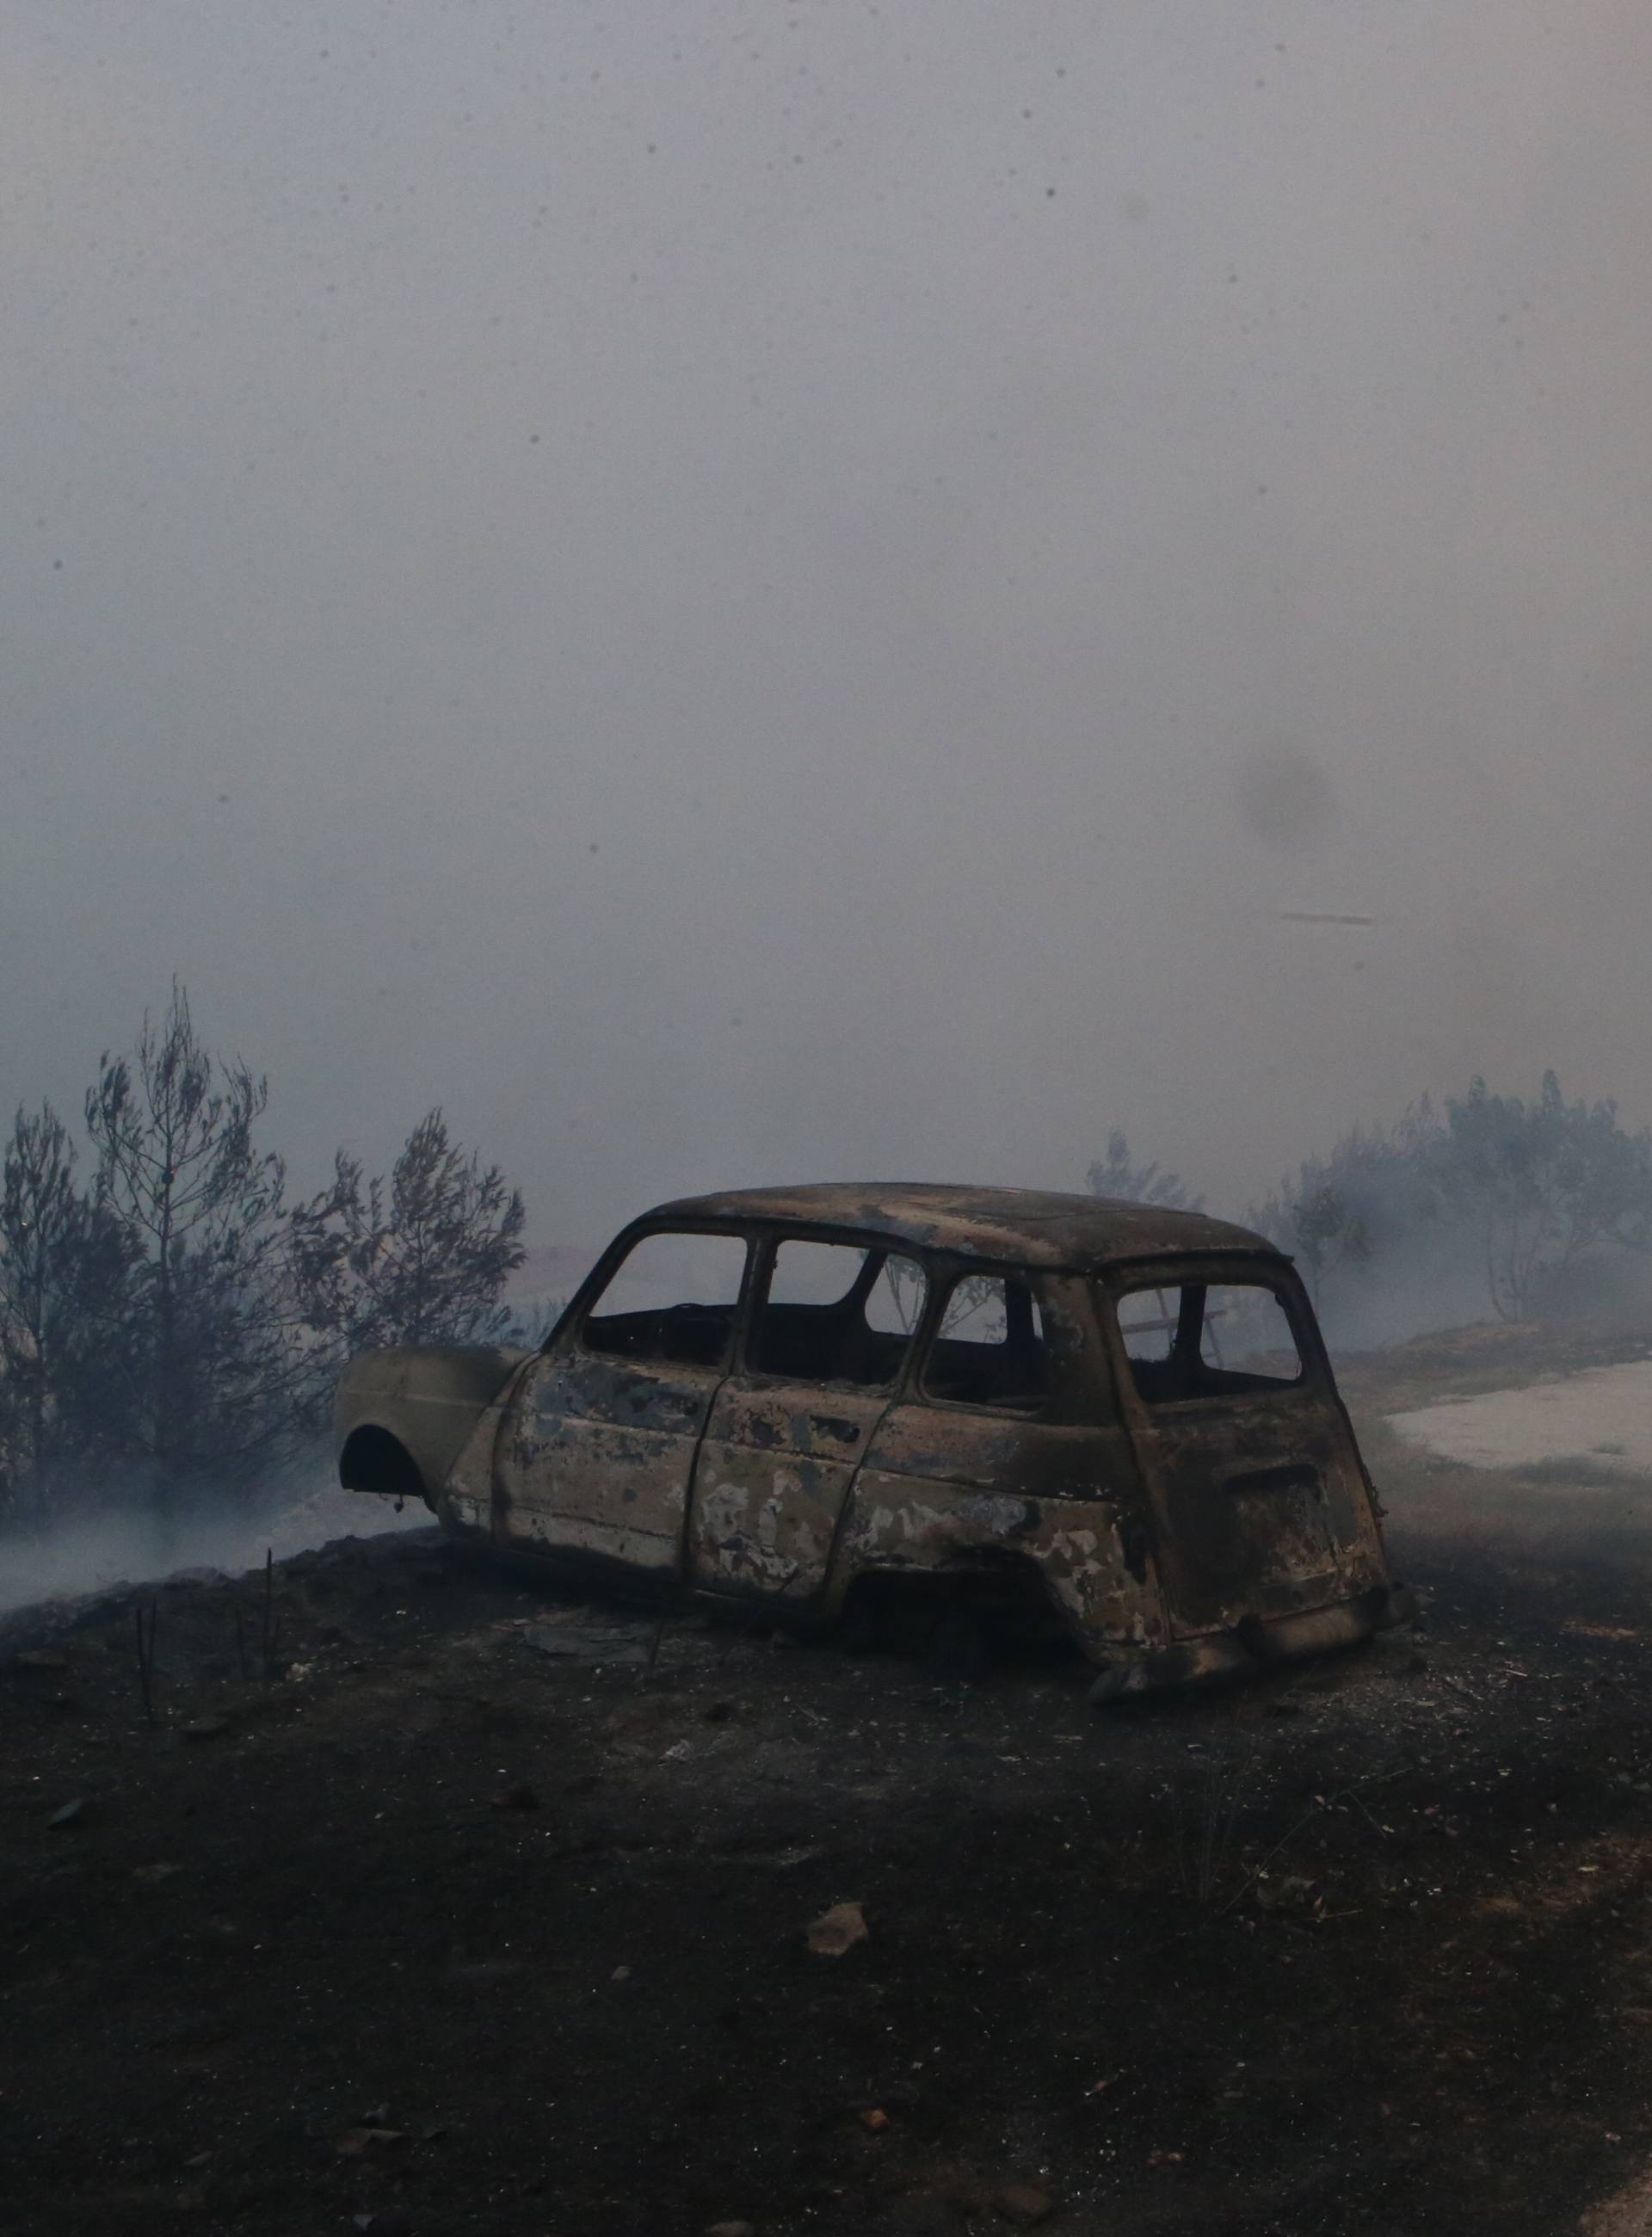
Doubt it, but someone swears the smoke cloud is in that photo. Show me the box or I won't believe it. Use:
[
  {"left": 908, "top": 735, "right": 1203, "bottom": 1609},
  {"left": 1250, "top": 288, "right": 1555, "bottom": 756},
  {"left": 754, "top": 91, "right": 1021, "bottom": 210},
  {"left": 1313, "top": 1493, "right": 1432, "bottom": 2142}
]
[{"left": 5, "top": 3, "right": 1652, "bottom": 1250}]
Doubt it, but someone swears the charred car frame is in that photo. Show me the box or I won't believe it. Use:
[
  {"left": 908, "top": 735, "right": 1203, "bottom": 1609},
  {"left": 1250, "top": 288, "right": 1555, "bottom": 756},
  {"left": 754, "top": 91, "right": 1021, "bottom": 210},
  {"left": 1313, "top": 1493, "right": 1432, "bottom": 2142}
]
[{"left": 336, "top": 1185, "right": 1414, "bottom": 1698}]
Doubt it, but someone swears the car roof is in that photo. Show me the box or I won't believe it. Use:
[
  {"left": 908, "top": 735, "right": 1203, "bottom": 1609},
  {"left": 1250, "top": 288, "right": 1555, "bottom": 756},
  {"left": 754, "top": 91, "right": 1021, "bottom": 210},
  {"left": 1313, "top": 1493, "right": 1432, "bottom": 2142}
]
[{"left": 642, "top": 1184, "right": 1282, "bottom": 1273}]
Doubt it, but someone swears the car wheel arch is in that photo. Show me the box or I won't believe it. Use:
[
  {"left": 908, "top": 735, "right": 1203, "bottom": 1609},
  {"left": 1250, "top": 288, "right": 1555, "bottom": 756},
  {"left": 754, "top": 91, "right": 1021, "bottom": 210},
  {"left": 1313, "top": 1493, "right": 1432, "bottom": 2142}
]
[{"left": 338, "top": 1423, "right": 427, "bottom": 1501}]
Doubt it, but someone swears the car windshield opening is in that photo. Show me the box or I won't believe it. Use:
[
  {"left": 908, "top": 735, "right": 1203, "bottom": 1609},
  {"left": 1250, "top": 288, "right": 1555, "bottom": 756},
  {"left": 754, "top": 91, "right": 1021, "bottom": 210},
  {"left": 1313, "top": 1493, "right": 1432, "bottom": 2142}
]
[
  {"left": 1113, "top": 1280, "right": 1304, "bottom": 1405},
  {"left": 582, "top": 1232, "right": 748, "bottom": 1369}
]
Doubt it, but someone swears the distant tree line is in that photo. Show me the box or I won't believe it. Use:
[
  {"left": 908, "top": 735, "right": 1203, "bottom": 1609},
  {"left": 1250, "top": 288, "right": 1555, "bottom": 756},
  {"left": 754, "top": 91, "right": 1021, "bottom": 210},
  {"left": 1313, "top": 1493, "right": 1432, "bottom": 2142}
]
[
  {"left": 1090, "top": 1075, "right": 1652, "bottom": 1342},
  {"left": 0, "top": 984, "right": 525, "bottom": 1530}
]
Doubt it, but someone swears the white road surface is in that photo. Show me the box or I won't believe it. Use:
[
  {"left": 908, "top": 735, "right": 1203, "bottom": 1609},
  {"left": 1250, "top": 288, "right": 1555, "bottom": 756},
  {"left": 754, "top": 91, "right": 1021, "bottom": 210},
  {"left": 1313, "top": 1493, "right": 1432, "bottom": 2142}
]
[{"left": 1388, "top": 1357, "right": 1652, "bottom": 1475}]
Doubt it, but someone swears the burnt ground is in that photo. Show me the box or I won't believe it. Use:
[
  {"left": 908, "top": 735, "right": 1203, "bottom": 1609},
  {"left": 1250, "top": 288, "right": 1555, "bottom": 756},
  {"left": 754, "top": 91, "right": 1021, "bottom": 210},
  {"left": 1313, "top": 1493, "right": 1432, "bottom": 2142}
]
[{"left": 7, "top": 1353, "right": 1652, "bottom": 2234}]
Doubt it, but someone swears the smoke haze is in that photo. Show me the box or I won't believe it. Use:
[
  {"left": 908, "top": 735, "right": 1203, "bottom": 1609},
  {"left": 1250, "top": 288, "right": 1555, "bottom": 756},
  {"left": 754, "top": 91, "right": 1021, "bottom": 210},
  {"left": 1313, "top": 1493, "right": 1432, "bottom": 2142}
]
[
  {"left": 6, "top": 3, "right": 1652, "bottom": 1242},
  {"left": 0, "top": 1482, "right": 416, "bottom": 1622}
]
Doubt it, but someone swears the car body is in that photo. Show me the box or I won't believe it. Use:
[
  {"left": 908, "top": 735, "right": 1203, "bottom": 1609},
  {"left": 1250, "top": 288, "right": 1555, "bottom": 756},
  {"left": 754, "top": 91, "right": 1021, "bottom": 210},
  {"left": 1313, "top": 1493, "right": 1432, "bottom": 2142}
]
[{"left": 335, "top": 1184, "right": 1414, "bottom": 1698}]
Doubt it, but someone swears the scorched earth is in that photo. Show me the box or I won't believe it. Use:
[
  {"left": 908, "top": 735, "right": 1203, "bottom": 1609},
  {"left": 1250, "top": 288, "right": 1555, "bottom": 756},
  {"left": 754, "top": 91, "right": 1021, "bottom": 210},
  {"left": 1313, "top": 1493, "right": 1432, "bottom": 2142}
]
[{"left": 3, "top": 1322, "right": 1652, "bottom": 2237}]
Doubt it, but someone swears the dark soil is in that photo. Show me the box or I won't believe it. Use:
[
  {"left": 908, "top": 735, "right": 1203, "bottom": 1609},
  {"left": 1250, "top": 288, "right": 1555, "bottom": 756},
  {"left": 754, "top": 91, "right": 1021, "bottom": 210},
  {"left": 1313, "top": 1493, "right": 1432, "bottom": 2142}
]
[{"left": 6, "top": 1414, "right": 1652, "bottom": 2233}]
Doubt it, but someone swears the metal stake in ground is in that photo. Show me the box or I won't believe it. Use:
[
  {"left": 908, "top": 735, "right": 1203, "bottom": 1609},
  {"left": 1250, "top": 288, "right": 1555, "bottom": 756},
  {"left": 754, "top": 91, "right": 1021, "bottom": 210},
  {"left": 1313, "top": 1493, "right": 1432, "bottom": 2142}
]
[
  {"left": 260, "top": 1546, "right": 280, "bottom": 1679},
  {"left": 133, "top": 1601, "right": 158, "bottom": 1728}
]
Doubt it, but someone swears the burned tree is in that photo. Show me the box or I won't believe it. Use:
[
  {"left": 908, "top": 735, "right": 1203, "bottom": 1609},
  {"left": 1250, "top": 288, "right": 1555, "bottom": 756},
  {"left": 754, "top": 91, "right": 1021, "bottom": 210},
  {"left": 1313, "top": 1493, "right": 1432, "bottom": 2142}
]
[
  {"left": 1438, "top": 1072, "right": 1652, "bottom": 1322},
  {"left": 1276, "top": 1182, "right": 1373, "bottom": 1310},
  {"left": 0, "top": 1102, "right": 132, "bottom": 1517},
  {"left": 1086, "top": 1130, "right": 1205, "bottom": 1212},
  {"left": 297, "top": 1108, "right": 526, "bottom": 1357},
  {"left": 83, "top": 984, "right": 305, "bottom": 1518}
]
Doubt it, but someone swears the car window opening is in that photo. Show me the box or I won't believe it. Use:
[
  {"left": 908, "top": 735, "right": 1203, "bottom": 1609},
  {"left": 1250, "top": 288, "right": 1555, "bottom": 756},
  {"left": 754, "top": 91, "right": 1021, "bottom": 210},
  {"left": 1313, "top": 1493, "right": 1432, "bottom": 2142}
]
[
  {"left": 582, "top": 1231, "right": 748, "bottom": 1369},
  {"left": 751, "top": 1241, "right": 925, "bottom": 1390},
  {"left": 924, "top": 1274, "right": 1050, "bottom": 1411},
  {"left": 1115, "top": 1280, "right": 1304, "bottom": 1404}
]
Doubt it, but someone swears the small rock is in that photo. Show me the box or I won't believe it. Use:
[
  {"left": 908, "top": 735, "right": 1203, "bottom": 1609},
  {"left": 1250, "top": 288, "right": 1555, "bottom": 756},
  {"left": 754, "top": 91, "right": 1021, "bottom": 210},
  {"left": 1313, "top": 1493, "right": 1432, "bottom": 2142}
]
[
  {"left": 612, "top": 1965, "right": 632, "bottom": 1983},
  {"left": 181, "top": 1717, "right": 231, "bottom": 1741},
  {"left": 1254, "top": 1873, "right": 1319, "bottom": 1918},
  {"left": 134, "top": 1862, "right": 182, "bottom": 1885},
  {"left": 334, "top": 2127, "right": 405, "bottom": 2156},
  {"left": 490, "top": 1782, "right": 539, "bottom": 1811},
  {"left": 806, "top": 1901, "right": 869, "bottom": 1957},
  {"left": 14, "top": 1648, "right": 68, "bottom": 1670},
  {"left": 997, "top": 2186, "right": 1054, "bottom": 2226},
  {"left": 663, "top": 1739, "right": 692, "bottom": 1761},
  {"left": 702, "top": 1700, "right": 733, "bottom": 1723},
  {"left": 46, "top": 1798, "right": 83, "bottom": 1830},
  {"left": 706, "top": 2223, "right": 755, "bottom": 2237}
]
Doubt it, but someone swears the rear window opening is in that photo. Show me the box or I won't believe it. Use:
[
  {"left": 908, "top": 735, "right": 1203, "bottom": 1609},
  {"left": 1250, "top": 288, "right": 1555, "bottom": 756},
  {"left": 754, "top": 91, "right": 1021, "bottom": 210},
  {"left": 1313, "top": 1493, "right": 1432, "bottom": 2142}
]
[
  {"left": 1113, "top": 1280, "right": 1304, "bottom": 1405},
  {"left": 750, "top": 1241, "right": 925, "bottom": 1390},
  {"left": 924, "top": 1274, "right": 1050, "bottom": 1412}
]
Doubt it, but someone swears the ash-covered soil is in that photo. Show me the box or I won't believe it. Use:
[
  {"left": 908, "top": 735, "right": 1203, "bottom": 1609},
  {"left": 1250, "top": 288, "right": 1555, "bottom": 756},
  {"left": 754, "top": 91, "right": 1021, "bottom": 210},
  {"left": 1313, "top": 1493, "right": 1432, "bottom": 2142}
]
[{"left": 6, "top": 1351, "right": 1652, "bottom": 2235}]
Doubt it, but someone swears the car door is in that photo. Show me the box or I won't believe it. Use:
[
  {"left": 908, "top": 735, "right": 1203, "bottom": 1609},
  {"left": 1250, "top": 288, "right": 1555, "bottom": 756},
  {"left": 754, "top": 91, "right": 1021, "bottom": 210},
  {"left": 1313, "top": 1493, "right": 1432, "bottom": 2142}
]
[
  {"left": 493, "top": 1225, "right": 750, "bottom": 1584},
  {"left": 843, "top": 1269, "right": 1149, "bottom": 1642},
  {"left": 1104, "top": 1261, "right": 1352, "bottom": 1635},
  {"left": 687, "top": 1235, "right": 928, "bottom": 1606}
]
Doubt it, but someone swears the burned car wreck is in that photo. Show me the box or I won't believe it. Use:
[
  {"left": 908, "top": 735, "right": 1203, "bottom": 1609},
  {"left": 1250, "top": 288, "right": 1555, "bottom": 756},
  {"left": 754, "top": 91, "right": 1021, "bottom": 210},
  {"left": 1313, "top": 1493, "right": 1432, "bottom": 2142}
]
[{"left": 336, "top": 1185, "right": 1414, "bottom": 1699}]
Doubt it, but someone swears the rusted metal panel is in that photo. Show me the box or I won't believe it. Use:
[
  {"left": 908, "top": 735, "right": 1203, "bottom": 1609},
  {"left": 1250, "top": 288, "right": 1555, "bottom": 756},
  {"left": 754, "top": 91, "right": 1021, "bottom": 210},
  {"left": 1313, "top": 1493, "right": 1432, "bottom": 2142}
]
[
  {"left": 490, "top": 1350, "right": 720, "bottom": 1575},
  {"left": 838, "top": 1395, "right": 1165, "bottom": 1657},
  {"left": 640, "top": 1183, "right": 1278, "bottom": 1274},
  {"left": 334, "top": 1344, "right": 527, "bottom": 1513},
  {"left": 690, "top": 1379, "right": 888, "bottom": 1601},
  {"left": 1094, "top": 1254, "right": 1390, "bottom": 1644}
]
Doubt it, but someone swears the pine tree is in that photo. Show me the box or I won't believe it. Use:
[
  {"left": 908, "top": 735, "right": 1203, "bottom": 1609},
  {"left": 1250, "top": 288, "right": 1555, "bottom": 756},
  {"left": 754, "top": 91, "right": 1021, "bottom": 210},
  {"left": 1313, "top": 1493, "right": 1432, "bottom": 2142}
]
[
  {"left": 0, "top": 1103, "right": 132, "bottom": 1517},
  {"left": 83, "top": 984, "right": 305, "bottom": 1516},
  {"left": 296, "top": 1108, "right": 526, "bottom": 1356}
]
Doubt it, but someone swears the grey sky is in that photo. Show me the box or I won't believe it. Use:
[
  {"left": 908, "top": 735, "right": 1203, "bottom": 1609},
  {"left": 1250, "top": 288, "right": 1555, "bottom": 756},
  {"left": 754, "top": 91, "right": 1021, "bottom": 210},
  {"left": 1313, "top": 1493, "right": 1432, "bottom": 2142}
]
[{"left": 5, "top": 1, "right": 1652, "bottom": 1246}]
